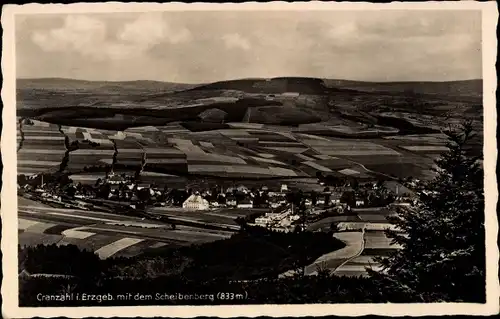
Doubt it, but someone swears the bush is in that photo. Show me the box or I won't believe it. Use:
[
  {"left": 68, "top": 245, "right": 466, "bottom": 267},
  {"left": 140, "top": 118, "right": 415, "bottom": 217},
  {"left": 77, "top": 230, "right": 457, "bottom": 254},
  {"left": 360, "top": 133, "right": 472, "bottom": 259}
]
[{"left": 19, "top": 244, "right": 103, "bottom": 279}]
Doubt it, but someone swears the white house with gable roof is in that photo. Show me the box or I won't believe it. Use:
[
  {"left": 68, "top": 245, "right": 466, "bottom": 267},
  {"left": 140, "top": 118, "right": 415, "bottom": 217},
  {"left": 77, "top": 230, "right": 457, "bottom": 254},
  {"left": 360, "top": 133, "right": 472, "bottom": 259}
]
[{"left": 182, "top": 193, "right": 209, "bottom": 210}]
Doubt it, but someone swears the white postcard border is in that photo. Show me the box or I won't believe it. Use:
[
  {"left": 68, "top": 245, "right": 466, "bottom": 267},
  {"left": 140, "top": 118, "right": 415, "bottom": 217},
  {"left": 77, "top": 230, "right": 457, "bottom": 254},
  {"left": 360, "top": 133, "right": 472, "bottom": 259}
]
[{"left": 2, "top": 1, "right": 499, "bottom": 317}]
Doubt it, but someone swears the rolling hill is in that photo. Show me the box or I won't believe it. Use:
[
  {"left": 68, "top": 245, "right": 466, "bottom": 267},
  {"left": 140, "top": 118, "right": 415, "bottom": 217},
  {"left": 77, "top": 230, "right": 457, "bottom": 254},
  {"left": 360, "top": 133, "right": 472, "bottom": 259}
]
[
  {"left": 322, "top": 79, "right": 482, "bottom": 101},
  {"left": 17, "top": 78, "right": 201, "bottom": 93},
  {"left": 16, "top": 76, "right": 482, "bottom": 132}
]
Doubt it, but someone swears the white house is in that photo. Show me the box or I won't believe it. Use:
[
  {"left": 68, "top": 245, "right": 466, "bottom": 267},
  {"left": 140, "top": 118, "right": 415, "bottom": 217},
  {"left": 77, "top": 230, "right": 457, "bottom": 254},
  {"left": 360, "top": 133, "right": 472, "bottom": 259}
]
[
  {"left": 269, "top": 202, "right": 281, "bottom": 209},
  {"left": 266, "top": 211, "right": 289, "bottom": 221},
  {"left": 107, "top": 174, "right": 125, "bottom": 185},
  {"left": 237, "top": 198, "right": 253, "bottom": 209},
  {"left": 280, "top": 184, "right": 288, "bottom": 192},
  {"left": 182, "top": 194, "right": 209, "bottom": 210},
  {"left": 330, "top": 193, "right": 341, "bottom": 205},
  {"left": 226, "top": 196, "right": 237, "bottom": 207},
  {"left": 271, "top": 227, "right": 290, "bottom": 233},
  {"left": 210, "top": 201, "right": 220, "bottom": 208},
  {"left": 355, "top": 200, "right": 365, "bottom": 207},
  {"left": 236, "top": 185, "right": 249, "bottom": 194},
  {"left": 255, "top": 216, "right": 271, "bottom": 227}
]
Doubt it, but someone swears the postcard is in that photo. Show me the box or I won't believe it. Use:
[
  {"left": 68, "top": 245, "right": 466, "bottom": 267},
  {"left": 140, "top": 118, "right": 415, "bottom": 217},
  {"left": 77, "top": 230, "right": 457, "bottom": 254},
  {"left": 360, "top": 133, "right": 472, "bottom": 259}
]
[{"left": 1, "top": 1, "right": 499, "bottom": 317}]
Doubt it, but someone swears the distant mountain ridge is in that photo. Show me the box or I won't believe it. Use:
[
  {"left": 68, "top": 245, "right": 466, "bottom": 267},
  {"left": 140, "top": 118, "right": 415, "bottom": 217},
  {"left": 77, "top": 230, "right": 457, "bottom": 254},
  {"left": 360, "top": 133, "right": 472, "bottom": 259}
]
[
  {"left": 17, "top": 78, "right": 202, "bottom": 92},
  {"left": 16, "top": 75, "right": 482, "bottom": 134},
  {"left": 17, "top": 77, "right": 482, "bottom": 99}
]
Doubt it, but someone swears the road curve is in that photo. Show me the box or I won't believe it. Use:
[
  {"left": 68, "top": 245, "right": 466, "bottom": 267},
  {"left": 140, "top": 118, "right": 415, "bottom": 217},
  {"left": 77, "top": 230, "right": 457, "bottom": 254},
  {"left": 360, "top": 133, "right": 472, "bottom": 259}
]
[
  {"left": 304, "top": 229, "right": 365, "bottom": 276},
  {"left": 332, "top": 227, "right": 366, "bottom": 275}
]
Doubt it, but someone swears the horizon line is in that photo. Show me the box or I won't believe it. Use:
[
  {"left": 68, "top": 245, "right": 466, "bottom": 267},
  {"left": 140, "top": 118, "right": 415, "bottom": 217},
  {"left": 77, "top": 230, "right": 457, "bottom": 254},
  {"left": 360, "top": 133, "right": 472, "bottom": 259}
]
[{"left": 16, "top": 76, "right": 483, "bottom": 85}]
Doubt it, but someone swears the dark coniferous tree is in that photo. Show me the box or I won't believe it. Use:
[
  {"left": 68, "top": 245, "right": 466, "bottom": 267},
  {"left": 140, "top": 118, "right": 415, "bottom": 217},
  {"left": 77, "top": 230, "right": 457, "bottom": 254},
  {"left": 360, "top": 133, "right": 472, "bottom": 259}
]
[{"left": 369, "top": 121, "right": 485, "bottom": 302}]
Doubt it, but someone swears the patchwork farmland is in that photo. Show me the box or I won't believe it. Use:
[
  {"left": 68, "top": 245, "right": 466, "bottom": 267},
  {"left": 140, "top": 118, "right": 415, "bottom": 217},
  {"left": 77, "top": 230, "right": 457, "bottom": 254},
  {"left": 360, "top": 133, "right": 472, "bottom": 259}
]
[
  {"left": 16, "top": 116, "right": 452, "bottom": 182},
  {"left": 304, "top": 207, "right": 402, "bottom": 278},
  {"left": 17, "top": 119, "right": 67, "bottom": 176},
  {"left": 113, "top": 139, "right": 145, "bottom": 169}
]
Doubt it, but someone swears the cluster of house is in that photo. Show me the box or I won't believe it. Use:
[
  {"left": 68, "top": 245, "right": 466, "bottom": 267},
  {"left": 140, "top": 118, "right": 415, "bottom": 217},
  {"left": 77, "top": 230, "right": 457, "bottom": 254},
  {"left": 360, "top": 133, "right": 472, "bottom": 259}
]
[
  {"left": 19, "top": 170, "right": 415, "bottom": 217},
  {"left": 32, "top": 188, "right": 62, "bottom": 202},
  {"left": 253, "top": 206, "right": 302, "bottom": 232},
  {"left": 181, "top": 184, "right": 280, "bottom": 211},
  {"left": 182, "top": 192, "right": 254, "bottom": 211},
  {"left": 18, "top": 174, "right": 64, "bottom": 203},
  {"left": 181, "top": 193, "right": 261, "bottom": 210},
  {"left": 19, "top": 173, "right": 159, "bottom": 203},
  {"left": 179, "top": 183, "right": 359, "bottom": 212}
]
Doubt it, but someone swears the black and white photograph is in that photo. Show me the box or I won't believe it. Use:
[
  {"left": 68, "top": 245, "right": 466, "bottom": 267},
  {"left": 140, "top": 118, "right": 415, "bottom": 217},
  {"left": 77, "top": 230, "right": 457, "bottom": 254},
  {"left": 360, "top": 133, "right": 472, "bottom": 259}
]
[{"left": 1, "top": 1, "right": 498, "bottom": 317}]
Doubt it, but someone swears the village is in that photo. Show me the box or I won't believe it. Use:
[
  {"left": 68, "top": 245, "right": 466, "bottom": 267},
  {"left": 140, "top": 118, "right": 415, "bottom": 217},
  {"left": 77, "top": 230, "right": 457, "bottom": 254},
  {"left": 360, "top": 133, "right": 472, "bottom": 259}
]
[{"left": 17, "top": 169, "right": 415, "bottom": 233}]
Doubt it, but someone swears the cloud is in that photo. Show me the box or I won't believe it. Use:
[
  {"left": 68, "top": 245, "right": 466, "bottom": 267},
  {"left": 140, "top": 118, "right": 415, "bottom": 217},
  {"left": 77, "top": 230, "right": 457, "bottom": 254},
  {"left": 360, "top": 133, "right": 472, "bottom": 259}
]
[
  {"left": 323, "top": 12, "right": 480, "bottom": 66},
  {"left": 326, "top": 22, "right": 362, "bottom": 46},
  {"left": 118, "top": 13, "right": 192, "bottom": 46},
  {"left": 31, "top": 13, "right": 192, "bottom": 61},
  {"left": 21, "top": 11, "right": 481, "bottom": 82},
  {"left": 222, "top": 33, "right": 251, "bottom": 50},
  {"left": 31, "top": 15, "right": 110, "bottom": 59}
]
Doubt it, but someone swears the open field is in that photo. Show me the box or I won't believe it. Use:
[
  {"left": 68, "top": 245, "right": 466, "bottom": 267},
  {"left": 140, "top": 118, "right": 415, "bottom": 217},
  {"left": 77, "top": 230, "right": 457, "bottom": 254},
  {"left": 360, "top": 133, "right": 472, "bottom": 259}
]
[
  {"left": 17, "top": 121, "right": 67, "bottom": 174},
  {"left": 17, "top": 196, "right": 239, "bottom": 257},
  {"left": 307, "top": 215, "right": 363, "bottom": 232},
  {"left": 304, "top": 231, "right": 364, "bottom": 276},
  {"left": 303, "top": 207, "right": 403, "bottom": 278},
  {"left": 332, "top": 228, "right": 402, "bottom": 277},
  {"left": 364, "top": 230, "right": 401, "bottom": 249},
  {"left": 69, "top": 173, "right": 107, "bottom": 184},
  {"left": 148, "top": 206, "right": 250, "bottom": 229}
]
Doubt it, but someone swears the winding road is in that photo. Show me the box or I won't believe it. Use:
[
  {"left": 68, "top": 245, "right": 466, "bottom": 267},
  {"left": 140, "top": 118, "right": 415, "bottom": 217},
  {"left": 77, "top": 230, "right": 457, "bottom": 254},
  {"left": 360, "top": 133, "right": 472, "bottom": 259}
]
[{"left": 304, "top": 227, "right": 366, "bottom": 276}]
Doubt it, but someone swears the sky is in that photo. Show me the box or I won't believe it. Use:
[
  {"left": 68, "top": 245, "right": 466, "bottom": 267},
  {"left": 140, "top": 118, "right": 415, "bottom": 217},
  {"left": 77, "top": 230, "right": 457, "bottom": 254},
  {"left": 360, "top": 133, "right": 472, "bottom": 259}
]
[{"left": 15, "top": 10, "right": 482, "bottom": 83}]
